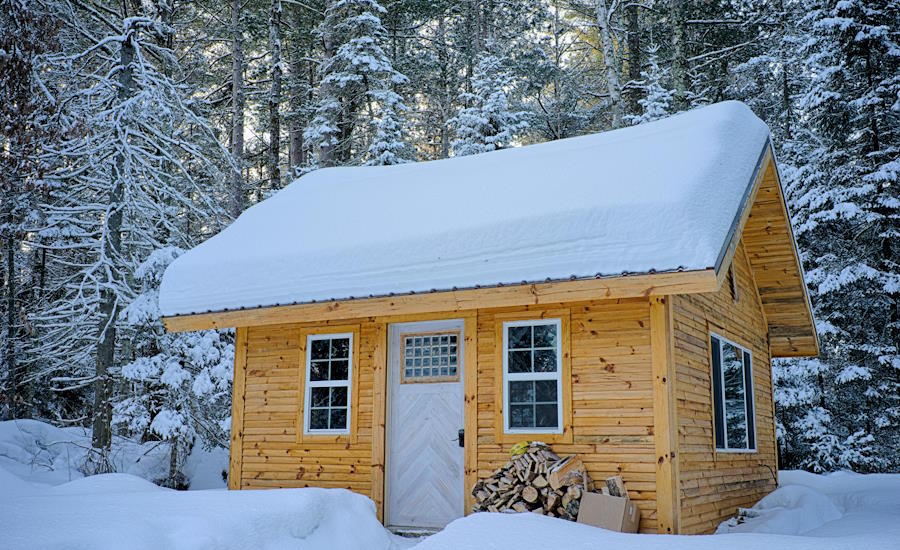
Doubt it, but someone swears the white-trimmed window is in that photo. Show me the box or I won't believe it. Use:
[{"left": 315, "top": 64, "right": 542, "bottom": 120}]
[
  {"left": 304, "top": 333, "right": 353, "bottom": 434},
  {"left": 503, "top": 319, "right": 563, "bottom": 433},
  {"left": 710, "top": 333, "right": 756, "bottom": 451}
]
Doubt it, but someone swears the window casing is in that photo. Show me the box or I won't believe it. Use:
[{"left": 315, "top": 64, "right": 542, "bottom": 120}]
[
  {"left": 710, "top": 333, "right": 756, "bottom": 451},
  {"left": 502, "top": 319, "right": 563, "bottom": 434},
  {"left": 401, "top": 331, "right": 460, "bottom": 383},
  {"left": 303, "top": 333, "right": 353, "bottom": 435}
]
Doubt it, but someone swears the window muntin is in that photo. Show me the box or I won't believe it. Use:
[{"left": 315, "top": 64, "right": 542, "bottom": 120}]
[
  {"left": 503, "top": 319, "right": 563, "bottom": 433},
  {"left": 402, "top": 332, "right": 459, "bottom": 383},
  {"left": 304, "top": 333, "right": 352, "bottom": 434},
  {"left": 711, "top": 333, "right": 756, "bottom": 451}
]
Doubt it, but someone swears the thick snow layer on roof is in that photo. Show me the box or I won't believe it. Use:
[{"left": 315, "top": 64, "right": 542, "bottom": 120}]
[{"left": 160, "top": 101, "right": 770, "bottom": 317}]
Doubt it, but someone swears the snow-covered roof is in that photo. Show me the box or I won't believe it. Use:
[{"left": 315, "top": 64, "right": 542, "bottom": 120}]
[{"left": 159, "top": 101, "right": 771, "bottom": 318}]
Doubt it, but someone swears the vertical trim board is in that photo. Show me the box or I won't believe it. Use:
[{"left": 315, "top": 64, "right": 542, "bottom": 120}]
[
  {"left": 651, "top": 297, "right": 680, "bottom": 533},
  {"left": 371, "top": 323, "right": 387, "bottom": 521},
  {"left": 228, "top": 327, "right": 249, "bottom": 490},
  {"left": 464, "top": 313, "right": 478, "bottom": 515}
]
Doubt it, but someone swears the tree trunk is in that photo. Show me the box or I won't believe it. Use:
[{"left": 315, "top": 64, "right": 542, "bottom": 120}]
[
  {"left": 230, "top": 0, "right": 245, "bottom": 218},
  {"left": 5, "top": 231, "right": 16, "bottom": 419},
  {"left": 92, "top": 26, "right": 134, "bottom": 460},
  {"left": 669, "top": 0, "right": 689, "bottom": 109},
  {"left": 626, "top": 4, "right": 642, "bottom": 117},
  {"left": 268, "top": 0, "right": 283, "bottom": 190},
  {"left": 437, "top": 15, "right": 450, "bottom": 158},
  {"left": 595, "top": 0, "right": 623, "bottom": 128},
  {"left": 319, "top": 25, "right": 335, "bottom": 167}
]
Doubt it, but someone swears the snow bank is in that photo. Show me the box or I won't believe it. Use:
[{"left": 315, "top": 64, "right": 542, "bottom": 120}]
[
  {"left": 720, "top": 470, "right": 900, "bottom": 538},
  {"left": 0, "top": 475, "right": 410, "bottom": 550},
  {"left": 0, "top": 419, "right": 227, "bottom": 489},
  {"left": 0, "top": 420, "right": 410, "bottom": 550},
  {"left": 419, "top": 471, "right": 900, "bottom": 550},
  {"left": 160, "top": 101, "right": 771, "bottom": 317}
]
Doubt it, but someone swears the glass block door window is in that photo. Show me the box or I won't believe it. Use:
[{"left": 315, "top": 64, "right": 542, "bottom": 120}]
[
  {"left": 304, "top": 333, "right": 352, "bottom": 434},
  {"left": 401, "top": 332, "right": 460, "bottom": 383}
]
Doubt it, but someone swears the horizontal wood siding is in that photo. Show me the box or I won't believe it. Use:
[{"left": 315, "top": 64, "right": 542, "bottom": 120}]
[
  {"left": 673, "top": 240, "right": 778, "bottom": 534},
  {"left": 239, "top": 321, "right": 376, "bottom": 496},
  {"left": 476, "top": 299, "right": 658, "bottom": 533},
  {"left": 231, "top": 299, "right": 659, "bottom": 531}
]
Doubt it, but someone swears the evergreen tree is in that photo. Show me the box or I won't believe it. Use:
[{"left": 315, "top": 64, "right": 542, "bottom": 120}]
[
  {"left": 625, "top": 45, "right": 675, "bottom": 125},
  {"left": 31, "top": 15, "right": 229, "bottom": 471},
  {"left": 774, "top": 0, "right": 900, "bottom": 472},
  {"left": 114, "top": 248, "right": 233, "bottom": 488},
  {"left": 450, "top": 51, "right": 529, "bottom": 156},
  {"left": 305, "top": 0, "right": 410, "bottom": 167},
  {"left": 365, "top": 90, "right": 413, "bottom": 165}
]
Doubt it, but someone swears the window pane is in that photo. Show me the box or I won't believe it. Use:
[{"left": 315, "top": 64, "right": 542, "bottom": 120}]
[
  {"left": 509, "top": 381, "right": 534, "bottom": 404},
  {"left": 535, "top": 380, "right": 557, "bottom": 402},
  {"left": 310, "top": 361, "right": 329, "bottom": 381},
  {"left": 309, "top": 409, "right": 329, "bottom": 430},
  {"left": 744, "top": 350, "right": 756, "bottom": 449},
  {"left": 331, "top": 338, "right": 350, "bottom": 359},
  {"left": 508, "top": 350, "right": 532, "bottom": 373},
  {"left": 311, "top": 339, "right": 330, "bottom": 360},
  {"left": 330, "top": 408, "right": 347, "bottom": 430},
  {"left": 310, "top": 387, "right": 330, "bottom": 407},
  {"left": 330, "top": 386, "right": 347, "bottom": 407},
  {"left": 533, "top": 350, "right": 557, "bottom": 373},
  {"left": 533, "top": 324, "right": 557, "bottom": 348},
  {"left": 509, "top": 405, "right": 534, "bottom": 428},
  {"left": 330, "top": 360, "right": 349, "bottom": 381},
  {"left": 722, "top": 342, "right": 748, "bottom": 449},
  {"left": 535, "top": 404, "right": 558, "bottom": 428},
  {"left": 508, "top": 326, "right": 532, "bottom": 349}
]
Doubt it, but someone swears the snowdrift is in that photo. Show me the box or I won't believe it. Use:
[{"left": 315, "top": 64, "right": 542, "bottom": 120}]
[
  {"left": 417, "top": 470, "right": 900, "bottom": 549},
  {"left": 1, "top": 475, "right": 405, "bottom": 550},
  {"left": 0, "top": 419, "right": 227, "bottom": 489},
  {"left": 0, "top": 419, "right": 411, "bottom": 550}
]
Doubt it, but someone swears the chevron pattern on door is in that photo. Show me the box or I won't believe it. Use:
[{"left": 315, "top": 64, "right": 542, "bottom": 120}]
[{"left": 387, "top": 320, "right": 465, "bottom": 530}]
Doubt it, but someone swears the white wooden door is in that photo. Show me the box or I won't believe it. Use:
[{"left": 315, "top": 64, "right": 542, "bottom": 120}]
[{"left": 387, "top": 320, "right": 465, "bottom": 530}]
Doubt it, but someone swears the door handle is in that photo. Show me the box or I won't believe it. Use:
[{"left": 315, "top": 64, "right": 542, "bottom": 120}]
[{"left": 458, "top": 429, "right": 465, "bottom": 448}]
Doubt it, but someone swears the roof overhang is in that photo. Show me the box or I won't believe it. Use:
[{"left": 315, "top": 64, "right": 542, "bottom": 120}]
[
  {"left": 163, "top": 268, "right": 719, "bottom": 332},
  {"left": 712, "top": 142, "right": 819, "bottom": 358},
  {"left": 164, "top": 143, "right": 818, "bottom": 359}
]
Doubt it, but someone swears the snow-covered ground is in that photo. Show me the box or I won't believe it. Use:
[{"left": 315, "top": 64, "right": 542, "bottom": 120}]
[
  {"left": 0, "top": 419, "right": 413, "bottom": 550},
  {"left": 0, "top": 418, "right": 228, "bottom": 489},
  {"left": 419, "top": 470, "right": 900, "bottom": 549},
  {"left": 1, "top": 419, "right": 898, "bottom": 549}
]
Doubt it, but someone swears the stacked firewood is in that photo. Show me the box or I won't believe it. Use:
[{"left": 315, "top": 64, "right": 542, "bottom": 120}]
[{"left": 471, "top": 442, "right": 593, "bottom": 521}]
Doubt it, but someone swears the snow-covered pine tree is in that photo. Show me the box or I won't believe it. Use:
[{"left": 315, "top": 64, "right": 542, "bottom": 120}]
[
  {"left": 304, "top": 0, "right": 410, "bottom": 167},
  {"left": 775, "top": 0, "right": 900, "bottom": 472},
  {"left": 0, "top": 0, "right": 65, "bottom": 420},
  {"left": 450, "top": 51, "right": 529, "bottom": 156},
  {"left": 30, "top": 16, "right": 229, "bottom": 472},
  {"left": 521, "top": 0, "right": 600, "bottom": 141},
  {"left": 114, "top": 248, "right": 233, "bottom": 489},
  {"left": 365, "top": 89, "right": 412, "bottom": 165},
  {"left": 624, "top": 44, "right": 675, "bottom": 125}
]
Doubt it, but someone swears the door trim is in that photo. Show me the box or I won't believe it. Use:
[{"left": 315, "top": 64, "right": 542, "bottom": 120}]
[{"left": 385, "top": 319, "right": 467, "bottom": 529}]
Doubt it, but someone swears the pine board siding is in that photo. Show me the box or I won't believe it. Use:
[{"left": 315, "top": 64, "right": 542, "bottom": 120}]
[
  {"left": 238, "top": 321, "right": 376, "bottom": 497},
  {"left": 476, "top": 299, "right": 659, "bottom": 534},
  {"left": 673, "top": 240, "right": 778, "bottom": 534}
]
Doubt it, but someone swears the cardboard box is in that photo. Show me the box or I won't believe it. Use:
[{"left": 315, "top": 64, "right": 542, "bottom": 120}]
[{"left": 576, "top": 492, "right": 641, "bottom": 533}]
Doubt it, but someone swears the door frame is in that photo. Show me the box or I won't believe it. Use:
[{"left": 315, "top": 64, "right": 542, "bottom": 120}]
[{"left": 382, "top": 315, "right": 477, "bottom": 528}]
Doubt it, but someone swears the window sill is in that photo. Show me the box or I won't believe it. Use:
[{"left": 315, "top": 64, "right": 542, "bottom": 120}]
[
  {"left": 495, "top": 427, "right": 572, "bottom": 445},
  {"left": 715, "top": 448, "right": 758, "bottom": 455}
]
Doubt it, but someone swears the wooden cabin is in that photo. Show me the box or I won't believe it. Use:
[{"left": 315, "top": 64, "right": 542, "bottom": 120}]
[{"left": 160, "top": 102, "right": 818, "bottom": 534}]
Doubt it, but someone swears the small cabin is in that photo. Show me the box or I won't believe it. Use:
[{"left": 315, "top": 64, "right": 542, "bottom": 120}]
[{"left": 160, "top": 101, "right": 817, "bottom": 534}]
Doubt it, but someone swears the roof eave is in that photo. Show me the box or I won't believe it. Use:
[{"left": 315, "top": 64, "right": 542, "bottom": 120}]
[{"left": 162, "top": 268, "right": 719, "bottom": 332}]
